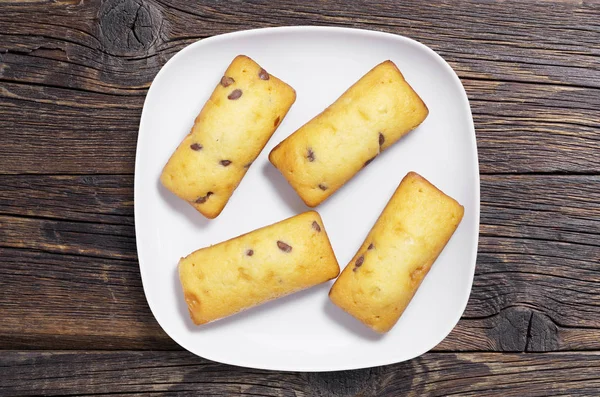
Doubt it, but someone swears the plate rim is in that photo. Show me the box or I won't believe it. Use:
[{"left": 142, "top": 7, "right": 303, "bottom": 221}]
[{"left": 134, "top": 25, "right": 481, "bottom": 372}]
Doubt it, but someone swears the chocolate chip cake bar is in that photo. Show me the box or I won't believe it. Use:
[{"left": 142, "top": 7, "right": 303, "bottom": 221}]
[
  {"left": 161, "top": 55, "right": 296, "bottom": 219},
  {"left": 269, "top": 60, "right": 428, "bottom": 207},
  {"left": 179, "top": 211, "right": 340, "bottom": 325},
  {"left": 329, "top": 172, "right": 464, "bottom": 333}
]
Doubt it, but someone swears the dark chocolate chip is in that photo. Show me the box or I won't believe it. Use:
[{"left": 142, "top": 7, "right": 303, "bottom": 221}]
[
  {"left": 318, "top": 184, "right": 328, "bottom": 191},
  {"left": 353, "top": 255, "right": 365, "bottom": 271},
  {"left": 364, "top": 156, "right": 377, "bottom": 167},
  {"left": 228, "top": 89, "right": 242, "bottom": 100},
  {"left": 368, "top": 243, "right": 374, "bottom": 250},
  {"left": 312, "top": 221, "right": 321, "bottom": 232},
  {"left": 307, "top": 148, "right": 315, "bottom": 162},
  {"left": 246, "top": 249, "right": 254, "bottom": 256},
  {"left": 190, "top": 143, "right": 203, "bottom": 151},
  {"left": 274, "top": 116, "right": 281, "bottom": 127},
  {"left": 277, "top": 241, "right": 292, "bottom": 253},
  {"left": 379, "top": 132, "right": 385, "bottom": 146},
  {"left": 220, "top": 160, "right": 232, "bottom": 166},
  {"left": 258, "top": 68, "right": 270, "bottom": 80},
  {"left": 355, "top": 255, "right": 364, "bottom": 267},
  {"left": 195, "top": 191, "right": 213, "bottom": 204},
  {"left": 221, "top": 76, "right": 234, "bottom": 87}
]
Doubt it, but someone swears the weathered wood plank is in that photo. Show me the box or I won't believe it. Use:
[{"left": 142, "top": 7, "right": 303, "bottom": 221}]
[
  {"left": 2, "top": 174, "right": 597, "bottom": 256},
  {"left": 1, "top": 0, "right": 599, "bottom": 174},
  {"left": 479, "top": 175, "right": 600, "bottom": 247},
  {"left": 2, "top": 239, "right": 597, "bottom": 352},
  {"left": 1, "top": 0, "right": 599, "bottom": 90},
  {"left": 0, "top": 247, "right": 176, "bottom": 350},
  {"left": 0, "top": 79, "right": 598, "bottom": 174},
  {"left": 0, "top": 174, "right": 598, "bottom": 351},
  {"left": 0, "top": 215, "right": 136, "bottom": 260},
  {"left": 1, "top": 350, "right": 600, "bottom": 396},
  {"left": 0, "top": 174, "right": 134, "bottom": 224}
]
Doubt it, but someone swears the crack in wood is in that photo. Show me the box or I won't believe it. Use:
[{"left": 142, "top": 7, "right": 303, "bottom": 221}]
[{"left": 524, "top": 311, "right": 534, "bottom": 352}]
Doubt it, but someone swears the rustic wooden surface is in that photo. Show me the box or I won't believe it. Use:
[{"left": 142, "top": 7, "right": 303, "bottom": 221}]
[{"left": 1, "top": 0, "right": 599, "bottom": 395}]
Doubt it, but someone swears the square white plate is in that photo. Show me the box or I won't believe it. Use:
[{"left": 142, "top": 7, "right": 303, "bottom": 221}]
[{"left": 135, "top": 26, "right": 479, "bottom": 372}]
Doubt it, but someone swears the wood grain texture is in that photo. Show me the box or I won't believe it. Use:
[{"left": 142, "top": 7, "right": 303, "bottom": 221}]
[
  {"left": 2, "top": 351, "right": 600, "bottom": 396},
  {"left": 1, "top": 175, "right": 598, "bottom": 351},
  {"left": 0, "top": 248, "right": 177, "bottom": 350},
  {"left": 1, "top": 0, "right": 599, "bottom": 174},
  {"left": 1, "top": 0, "right": 600, "bottom": 394}
]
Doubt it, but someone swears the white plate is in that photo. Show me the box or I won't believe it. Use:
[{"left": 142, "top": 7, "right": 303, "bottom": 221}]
[{"left": 135, "top": 26, "right": 479, "bottom": 372}]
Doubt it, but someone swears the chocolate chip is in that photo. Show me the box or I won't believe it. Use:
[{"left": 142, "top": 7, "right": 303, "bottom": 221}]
[
  {"left": 274, "top": 116, "right": 280, "bottom": 127},
  {"left": 228, "top": 89, "right": 242, "bottom": 100},
  {"left": 277, "top": 241, "right": 292, "bottom": 253},
  {"left": 307, "top": 148, "right": 315, "bottom": 162},
  {"left": 364, "top": 156, "right": 376, "bottom": 167},
  {"left": 353, "top": 255, "right": 365, "bottom": 271},
  {"left": 195, "top": 191, "right": 213, "bottom": 204},
  {"left": 220, "top": 160, "right": 232, "bottom": 166},
  {"left": 355, "top": 255, "right": 364, "bottom": 267},
  {"left": 368, "top": 243, "right": 374, "bottom": 250},
  {"left": 246, "top": 249, "right": 254, "bottom": 256},
  {"left": 312, "top": 221, "right": 321, "bottom": 232},
  {"left": 221, "top": 76, "right": 234, "bottom": 87},
  {"left": 190, "top": 143, "right": 203, "bottom": 151},
  {"left": 318, "top": 184, "right": 328, "bottom": 191},
  {"left": 379, "top": 132, "right": 385, "bottom": 146},
  {"left": 258, "top": 68, "right": 270, "bottom": 80}
]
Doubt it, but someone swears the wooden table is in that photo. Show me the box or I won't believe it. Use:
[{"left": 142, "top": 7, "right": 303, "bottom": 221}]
[{"left": 1, "top": 0, "right": 599, "bottom": 395}]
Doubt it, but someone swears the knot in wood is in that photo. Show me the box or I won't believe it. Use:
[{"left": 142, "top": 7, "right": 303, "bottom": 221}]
[{"left": 98, "top": 0, "right": 163, "bottom": 56}]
